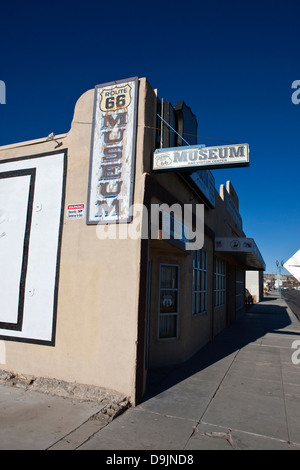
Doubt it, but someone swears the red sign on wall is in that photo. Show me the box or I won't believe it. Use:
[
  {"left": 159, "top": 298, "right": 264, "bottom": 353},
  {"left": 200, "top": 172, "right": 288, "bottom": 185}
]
[{"left": 66, "top": 203, "right": 85, "bottom": 219}]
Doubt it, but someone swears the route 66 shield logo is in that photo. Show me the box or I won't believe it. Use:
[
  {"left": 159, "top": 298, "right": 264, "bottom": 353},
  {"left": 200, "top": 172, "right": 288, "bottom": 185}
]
[{"left": 100, "top": 84, "right": 131, "bottom": 112}]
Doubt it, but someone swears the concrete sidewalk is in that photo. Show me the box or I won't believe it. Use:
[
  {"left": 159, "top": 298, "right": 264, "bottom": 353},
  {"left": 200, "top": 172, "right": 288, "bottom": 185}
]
[
  {"left": 1, "top": 294, "right": 300, "bottom": 450},
  {"left": 80, "top": 294, "right": 300, "bottom": 451}
]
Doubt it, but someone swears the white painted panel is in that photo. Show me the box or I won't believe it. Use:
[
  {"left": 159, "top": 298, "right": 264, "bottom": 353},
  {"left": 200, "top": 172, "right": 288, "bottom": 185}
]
[
  {"left": 0, "top": 151, "right": 66, "bottom": 344},
  {"left": 0, "top": 174, "right": 31, "bottom": 324}
]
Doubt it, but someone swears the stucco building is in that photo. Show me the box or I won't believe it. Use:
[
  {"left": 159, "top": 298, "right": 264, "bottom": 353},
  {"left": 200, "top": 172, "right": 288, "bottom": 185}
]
[{"left": 0, "top": 77, "right": 265, "bottom": 404}]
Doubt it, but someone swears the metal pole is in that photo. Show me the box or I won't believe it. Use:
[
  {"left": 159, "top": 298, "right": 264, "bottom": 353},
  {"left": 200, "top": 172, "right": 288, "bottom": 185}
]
[
  {"left": 276, "top": 260, "right": 284, "bottom": 299},
  {"left": 160, "top": 99, "right": 164, "bottom": 149},
  {"left": 279, "top": 265, "right": 282, "bottom": 299}
]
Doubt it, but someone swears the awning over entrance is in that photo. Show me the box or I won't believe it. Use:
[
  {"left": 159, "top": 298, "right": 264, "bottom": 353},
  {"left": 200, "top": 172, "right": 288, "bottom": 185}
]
[{"left": 215, "top": 237, "right": 266, "bottom": 271}]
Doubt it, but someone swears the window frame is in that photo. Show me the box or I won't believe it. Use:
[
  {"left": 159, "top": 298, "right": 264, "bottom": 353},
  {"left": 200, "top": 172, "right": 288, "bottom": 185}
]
[
  {"left": 158, "top": 263, "right": 180, "bottom": 340},
  {"left": 214, "top": 257, "right": 226, "bottom": 308},
  {"left": 192, "top": 249, "right": 207, "bottom": 316}
]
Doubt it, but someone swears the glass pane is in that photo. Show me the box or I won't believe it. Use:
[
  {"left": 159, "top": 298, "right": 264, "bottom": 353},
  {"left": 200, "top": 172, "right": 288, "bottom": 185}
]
[
  {"left": 197, "top": 270, "right": 201, "bottom": 291},
  {"left": 202, "top": 250, "right": 206, "bottom": 269},
  {"left": 160, "top": 265, "right": 178, "bottom": 289},
  {"left": 196, "top": 293, "right": 200, "bottom": 314},
  {"left": 160, "top": 290, "right": 178, "bottom": 313},
  {"left": 159, "top": 315, "right": 177, "bottom": 338}
]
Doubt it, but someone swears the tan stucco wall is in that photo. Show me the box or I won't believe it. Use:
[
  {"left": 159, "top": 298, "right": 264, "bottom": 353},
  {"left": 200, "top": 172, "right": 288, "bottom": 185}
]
[{"left": 0, "top": 78, "right": 150, "bottom": 402}]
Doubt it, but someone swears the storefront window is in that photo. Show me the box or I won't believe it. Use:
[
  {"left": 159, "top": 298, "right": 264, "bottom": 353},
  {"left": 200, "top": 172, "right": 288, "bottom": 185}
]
[
  {"left": 214, "top": 258, "right": 226, "bottom": 307},
  {"left": 159, "top": 264, "right": 179, "bottom": 339},
  {"left": 193, "top": 250, "right": 207, "bottom": 315}
]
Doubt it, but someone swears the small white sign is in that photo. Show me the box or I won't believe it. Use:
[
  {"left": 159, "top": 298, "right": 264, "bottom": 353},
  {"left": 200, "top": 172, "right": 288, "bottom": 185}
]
[{"left": 66, "top": 203, "right": 85, "bottom": 220}]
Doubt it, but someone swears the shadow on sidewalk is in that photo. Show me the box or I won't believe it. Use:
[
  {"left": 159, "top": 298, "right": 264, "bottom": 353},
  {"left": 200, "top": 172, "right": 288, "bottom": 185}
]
[{"left": 144, "top": 295, "right": 300, "bottom": 402}]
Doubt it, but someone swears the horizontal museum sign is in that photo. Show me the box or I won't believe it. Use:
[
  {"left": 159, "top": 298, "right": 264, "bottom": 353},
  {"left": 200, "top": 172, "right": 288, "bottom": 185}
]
[{"left": 153, "top": 143, "right": 249, "bottom": 171}]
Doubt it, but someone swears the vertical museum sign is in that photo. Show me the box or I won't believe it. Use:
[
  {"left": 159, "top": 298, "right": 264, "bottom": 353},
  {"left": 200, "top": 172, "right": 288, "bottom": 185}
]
[{"left": 87, "top": 77, "right": 138, "bottom": 224}]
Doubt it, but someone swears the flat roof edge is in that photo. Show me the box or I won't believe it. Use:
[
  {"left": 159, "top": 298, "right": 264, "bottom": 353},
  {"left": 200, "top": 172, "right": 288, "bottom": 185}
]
[{"left": 0, "top": 134, "right": 67, "bottom": 151}]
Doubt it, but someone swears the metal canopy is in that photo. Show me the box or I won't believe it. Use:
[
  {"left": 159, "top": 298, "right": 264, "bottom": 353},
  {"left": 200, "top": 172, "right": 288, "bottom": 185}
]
[{"left": 215, "top": 237, "right": 266, "bottom": 271}]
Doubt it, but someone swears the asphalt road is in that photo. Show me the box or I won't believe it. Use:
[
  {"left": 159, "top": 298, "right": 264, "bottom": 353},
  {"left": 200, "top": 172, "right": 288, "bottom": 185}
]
[{"left": 282, "top": 289, "right": 300, "bottom": 321}]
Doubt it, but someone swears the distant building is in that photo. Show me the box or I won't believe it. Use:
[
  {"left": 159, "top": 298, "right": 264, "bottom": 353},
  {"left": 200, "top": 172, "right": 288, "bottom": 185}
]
[
  {"left": 264, "top": 273, "right": 300, "bottom": 290},
  {"left": 246, "top": 271, "right": 264, "bottom": 302}
]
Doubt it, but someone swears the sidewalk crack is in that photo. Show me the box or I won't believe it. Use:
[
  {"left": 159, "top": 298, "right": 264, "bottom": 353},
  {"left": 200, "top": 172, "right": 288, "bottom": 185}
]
[{"left": 184, "top": 348, "right": 242, "bottom": 449}]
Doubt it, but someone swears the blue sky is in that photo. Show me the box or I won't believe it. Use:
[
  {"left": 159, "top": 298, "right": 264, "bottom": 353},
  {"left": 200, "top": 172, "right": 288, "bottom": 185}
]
[{"left": 0, "top": 0, "right": 299, "bottom": 274}]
